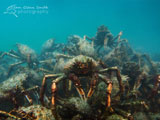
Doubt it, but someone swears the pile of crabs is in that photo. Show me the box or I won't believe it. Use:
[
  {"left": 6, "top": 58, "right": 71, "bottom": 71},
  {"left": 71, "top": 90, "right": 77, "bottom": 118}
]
[{"left": 0, "top": 25, "right": 160, "bottom": 120}]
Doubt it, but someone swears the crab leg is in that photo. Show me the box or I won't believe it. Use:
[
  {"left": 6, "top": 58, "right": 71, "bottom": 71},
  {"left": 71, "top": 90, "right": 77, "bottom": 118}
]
[
  {"left": 26, "top": 54, "right": 33, "bottom": 68},
  {"left": 50, "top": 76, "right": 64, "bottom": 119},
  {"left": 51, "top": 82, "right": 57, "bottom": 107},
  {"left": 69, "top": 73, "right": 86, "bottom": 101},
  {"left": 24, "top": 94, "right": 33, "bottom": 105},
  {"left": 21, "top": 86, "right": 39, "bottom": 94},
  {"left": 63, "top": 79, "right": 72, "bottom": 96},
  {"left": 11, "top": 97, "right": 19, "bottom": 109},
  {"left": 21, "top": 87, "right": 39, "bottom": 105},
  {"left": 87, "top": 73, "right": 98, "bottom": 98},
  {"left": 55, "top": 53, "right": 74, "bottom": 59},
  {"left": 98, "top": 74, "right": 113, "bottom": 108},
  {"left": 0, "top": 52, "right": 20, "bottom": 59},
  {"left": 114, "top": 68, "right": 124, "bottom": 93},
  {"left": 9, "top": 50, "right": 19, "bottom": 56},
  {"left": 38, "top": 68, "right": 53, "bottom": 74},
  {"left": 117, "top": 31, "right": 123, "bottom": 43},
  {"left": 51, "top": 83, "right": 58, "bottom": 119},
  {"left": 149, "top": 75, "right": 160, "bottom": 98},
  {"left": 68, "top": 80, "right": 72, "bottom": 91},
  {"left": 0, "top": 110, "right": 22, "bottom": 120},
  {"left": 100, "top": 67, "right": 124, "bottom": 93},
  {"left": 106, "top": 81, "right": 113, "bottom": 107},
  {"left": 40, "top": 74, "right": 63, "bottom": 106},
  {"left": 98, "top": 74, "right": 111, "bottom": 84},
  {"left": 22, "top": 86, "right": 40, "bottom": 104},
  {"left": 39, "top": 59, "right": 54, "bottom": 64},
  {"left": 8, "top": 61, "right": 25, "bottom": 76},
  {"left": 133, "top": 72, "right": 145, "bottom": 92},
  {"left": 51, "top": 75, "right": 64, "bottom": 106}
]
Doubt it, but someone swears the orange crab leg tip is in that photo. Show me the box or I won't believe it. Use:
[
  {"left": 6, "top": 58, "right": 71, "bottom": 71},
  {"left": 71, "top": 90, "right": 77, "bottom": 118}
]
[
  {"left": 106, "top": 82, "right": 112, "bottom": 108},
  {"left": 87, "top": 88, "right": 94, "bottom": 98},
  {"left": 107, "top": 83, "right": 112, "bottom": 94},
  {"left": 107, "top": 95, "right": 111, "bottom": 107},
  {"left": 51, "top": 83, "right": 57, "bottom": 92},
  {"left": 76, "top": 88, "right": 86, "bottom": 100},
  {"left": 78, "top": 88, "right": 85, "bottom": 95},
  {"left": 51, "top": 83, "right": 57, "bottom": 105},
  {"left": 51, "top": 97, "right": 55, "bottom": 105}
]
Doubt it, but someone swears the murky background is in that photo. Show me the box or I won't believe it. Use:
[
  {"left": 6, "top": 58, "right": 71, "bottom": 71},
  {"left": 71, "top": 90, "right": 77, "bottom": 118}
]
[{"left": 0, "top": 0, "right": 160, "bottom": 54}]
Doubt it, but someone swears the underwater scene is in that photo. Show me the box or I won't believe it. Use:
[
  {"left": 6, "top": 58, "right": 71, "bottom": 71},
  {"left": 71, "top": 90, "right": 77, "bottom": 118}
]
[{"left": 0, "top": 0, "right": 160, "bottom": 120}]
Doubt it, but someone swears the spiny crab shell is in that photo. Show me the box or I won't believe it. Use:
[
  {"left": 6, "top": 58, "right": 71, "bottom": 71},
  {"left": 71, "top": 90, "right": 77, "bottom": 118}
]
[
  {"left": 16, "top": 43, "right": 37, "bottom": 61},
  {"left": 64, "top": 55, "right": 99, "bottom": 76},
  {"left": 9, "top": 105, "right": 55, "bottom": 120}
]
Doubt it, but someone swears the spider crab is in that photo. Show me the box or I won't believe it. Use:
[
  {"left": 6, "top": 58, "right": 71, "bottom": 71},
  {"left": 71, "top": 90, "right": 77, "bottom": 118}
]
[
  {"left": 40, "top": 55, "right": 124, "bottom": 117},
  {"left": 85, "top": 25, "right": 122, "bottom": 53},
  {"left": 0, "top": 44, "right": 39, "bottom": 75},
  {"left": 0, "top": 43, "right": 52, "bottom": 76}
]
